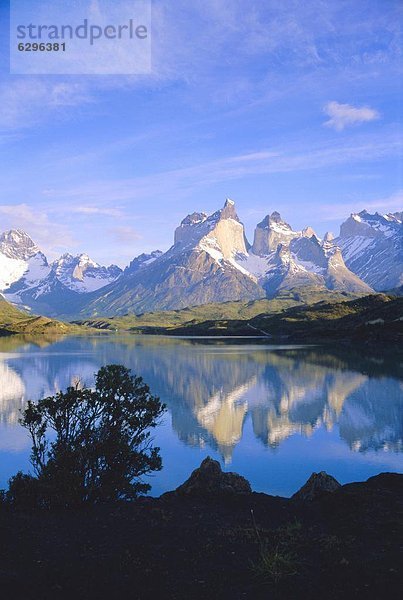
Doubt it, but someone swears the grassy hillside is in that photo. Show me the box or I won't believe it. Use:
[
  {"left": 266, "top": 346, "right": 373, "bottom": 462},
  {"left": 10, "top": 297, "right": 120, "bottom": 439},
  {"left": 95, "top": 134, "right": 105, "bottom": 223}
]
[
  {"left": 0, "top": 296, "right": 82, "bottom": 336},
  {"left": 167, "top": 294, "right": 403, "bottom": 344},
  {"left": 75, "top": 287, "right": 360, "bottom": 332}
]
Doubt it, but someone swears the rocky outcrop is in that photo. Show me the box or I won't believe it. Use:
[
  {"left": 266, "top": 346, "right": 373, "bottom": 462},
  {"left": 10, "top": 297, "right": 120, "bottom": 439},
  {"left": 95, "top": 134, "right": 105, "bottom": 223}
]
[
  {"left": 171, "top": 457, "right": 252, "bottom": 496},
  {"left": 292, "top": 471, "right": 341, "bottom": 501},
  {"left": 252, "top": 212, "right": 299, "bottom": 256}
]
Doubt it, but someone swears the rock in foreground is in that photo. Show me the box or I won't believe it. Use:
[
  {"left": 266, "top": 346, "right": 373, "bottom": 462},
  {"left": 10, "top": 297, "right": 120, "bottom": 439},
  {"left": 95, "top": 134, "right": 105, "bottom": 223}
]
[
  {"left": 292, "top": 470, "right": 341, "bottom": 501},
  {"left": 171, "top": 456, "right": 252, "bottom": 497}
]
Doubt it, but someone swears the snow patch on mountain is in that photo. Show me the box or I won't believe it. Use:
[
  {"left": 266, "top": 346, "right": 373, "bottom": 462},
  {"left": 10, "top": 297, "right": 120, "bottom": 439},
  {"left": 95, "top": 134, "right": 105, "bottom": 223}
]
[
  {"left": 0, "top": 229, "right": 123, "bottom": 314},
  {"left": 0, "top": 230, "right": 50, "bottom": 296},
  {"left": 0, "top": 254, "right": 27, "bottom": 290},
  {"left": 336, "top": 210, "right": 403, "bottom": 290},
  {"left": 51, "top": 253, "right": 122, "bottom": 294}
]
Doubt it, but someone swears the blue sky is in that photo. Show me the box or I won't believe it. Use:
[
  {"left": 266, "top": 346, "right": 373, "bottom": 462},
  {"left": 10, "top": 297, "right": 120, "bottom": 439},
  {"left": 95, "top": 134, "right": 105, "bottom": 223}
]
[{"left": 0, "top": 0, "right": 402, "bottom": 266}]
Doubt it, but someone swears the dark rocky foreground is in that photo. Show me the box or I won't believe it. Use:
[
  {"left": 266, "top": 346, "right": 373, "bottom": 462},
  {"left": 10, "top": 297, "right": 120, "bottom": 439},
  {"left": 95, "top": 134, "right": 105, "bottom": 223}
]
[{"left": 0, "top": 458, "right": 402, "bottom": 600}]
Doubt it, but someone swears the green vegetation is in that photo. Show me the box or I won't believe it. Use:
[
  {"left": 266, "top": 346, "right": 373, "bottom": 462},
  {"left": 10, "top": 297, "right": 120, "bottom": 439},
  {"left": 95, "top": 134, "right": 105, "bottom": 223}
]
[
  {"left": 75, "top": 287, "right": 360, "bottom": 333},
  {"left": 251, "top": 517, "right": 302, "bottom": 583},
  {"left": 0, "top": 296, "right": 82, "bottom": 336},
  {"left": 5, "top": 365, "right": 165, "bottom": 508},
  {"left": 253, "top": 547, "right": 298, "bottom": 583},
  {"left": 166, "top": 293, "right": 403, "bottom": 343}
]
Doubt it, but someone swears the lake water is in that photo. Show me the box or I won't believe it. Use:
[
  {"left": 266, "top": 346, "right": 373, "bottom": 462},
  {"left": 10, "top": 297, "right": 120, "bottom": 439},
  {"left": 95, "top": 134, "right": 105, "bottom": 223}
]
[{"left": 0, "top": 334, "right": 402, "bottom": 497}]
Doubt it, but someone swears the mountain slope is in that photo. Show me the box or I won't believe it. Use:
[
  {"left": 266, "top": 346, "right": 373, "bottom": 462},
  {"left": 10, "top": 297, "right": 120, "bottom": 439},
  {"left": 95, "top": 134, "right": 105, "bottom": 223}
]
[
  {"left": 79, "top": 201, "right": 371, "bottom": 317},
  {"left": 0, "top": 229, "right": 50, "bottom": 293},
  {"left": 80, "top": 200, "right": 266, "bottom": 317},
  {"left": 336, "top": 210, "right": 403, "bottom": 290},
  {"left": 0, "top": 230, "right": 122, "bottom": 316},
  {"left": 0, "top": 295, "right": 80, "bottom": 335}
]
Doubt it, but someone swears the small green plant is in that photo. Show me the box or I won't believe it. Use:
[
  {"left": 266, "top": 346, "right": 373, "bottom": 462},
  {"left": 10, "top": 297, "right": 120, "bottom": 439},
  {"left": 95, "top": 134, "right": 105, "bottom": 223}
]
[
  {"left": 278, "top": 518, "right": 303, "bottom": 538},
  {"left": 253, "top": 546, "right": 298, "bottom": 583},
  {"left": 250, "top": 510, "right": 299, "bottom": 583}
]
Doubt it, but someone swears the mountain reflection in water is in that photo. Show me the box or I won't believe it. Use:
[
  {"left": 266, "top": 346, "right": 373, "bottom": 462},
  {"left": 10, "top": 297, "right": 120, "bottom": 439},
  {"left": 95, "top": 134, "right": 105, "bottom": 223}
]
[{"left": 0, "top": 335, "right": 402, "bottom": 495}]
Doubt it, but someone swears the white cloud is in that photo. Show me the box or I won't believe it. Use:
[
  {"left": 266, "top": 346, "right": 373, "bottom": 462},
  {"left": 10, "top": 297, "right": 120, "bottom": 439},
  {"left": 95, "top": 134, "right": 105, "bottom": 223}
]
[
  {"left": 323, "top": 101, "right": 380, "bottom": 131},
  {"left": 72, "top": 206, "right": 123, "bottom": 217}
]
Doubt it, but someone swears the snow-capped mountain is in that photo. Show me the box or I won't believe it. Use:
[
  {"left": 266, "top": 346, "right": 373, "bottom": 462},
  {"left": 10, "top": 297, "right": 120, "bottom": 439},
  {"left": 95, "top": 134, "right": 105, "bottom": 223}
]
[
  {"left": 238, "top": 212, "right": 372, "bottom": 296},
  {"left": 251, "top": 211, "right": 301, "bottom": 255},
  {"left": 0, "top": 229, "right": 50, "bottom": 294},
  {"left": 80, "top": 200, "right": 372, "bottom": 317},
  {"left": 336, "top": 210, "right": 403, "bottom": 291},
  {"left": 0, "top": 201, "right": 400, "bottom": 319},
  {"left": 51, "top": 253, "right": 122, "bottom": 294},
  {"left": 0, "top": 230, "right": 122, "bottom": 315},
  {"left": 81, "top": 199, "right": 265, "bottom": 316}
]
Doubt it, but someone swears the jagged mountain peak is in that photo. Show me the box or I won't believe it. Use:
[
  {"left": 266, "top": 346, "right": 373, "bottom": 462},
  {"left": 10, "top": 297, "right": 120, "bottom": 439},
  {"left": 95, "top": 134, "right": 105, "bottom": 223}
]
[
  {"left": 0, "top": 229, "right": 40, "bottom": 260},
  {"left": 209, "top": 198, "right": 239, "bottom": 223},
  {"left": 53, "top": 252, "right": 100, "bottom": 268},
  {"left": 256, "top": 233, "right": 373, "bottom": 296},
  {"left": 256, "top": 211, "right": 291, "bottom": 230},
  {"left": 180, "top": 212, "right": 208, "bottom": 227},
  {"left": 50, "top": 251, "right": 122, "bottom": 290},
  {"left": 341, "top": 209, "right": 401, "bottom": 238},
  {"left": 0, "top": 201, "right": 396, "bottom": 317},
  {"left": 252, "top": 211, "right": 297, "bottom": 256},
  {"left": 174, "top": 199, "right": 243, "bottom": 248},
  {"left": 390, "top": 211, "right": 402, "bottom": 223},
  {"left": 269, "top": 210, "right": 283, "bottom": 222},
  {"left": 302, "top": 226, "right": 317, "bottom": 239},
  {"left": 54, "top": 253, "right": 74, "bottom": 263},
  {"left": 324, "top": 232, "right": 335, "bottom": 242}
]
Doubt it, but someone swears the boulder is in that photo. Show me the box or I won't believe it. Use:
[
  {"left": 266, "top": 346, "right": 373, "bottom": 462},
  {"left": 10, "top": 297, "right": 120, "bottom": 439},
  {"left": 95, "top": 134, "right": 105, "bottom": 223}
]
[
  {"left": 292, "top": 471, "right": 341, "bottom": 502},
  {"left": 173, "top": 457, "right": 252, "bottom": 497}
]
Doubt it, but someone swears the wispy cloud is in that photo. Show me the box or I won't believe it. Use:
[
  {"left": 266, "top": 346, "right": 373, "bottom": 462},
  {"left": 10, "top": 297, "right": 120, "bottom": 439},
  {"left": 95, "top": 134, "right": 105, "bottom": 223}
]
[
  {"left": 363, "top": 190, "right": 403, "bottom": 214},
  {"left": 315, "top": 190, "right": 403, "bottom": 222},
  {"left": 323, "top": 101, "right": 380, "bottom": 131},
  {"left": 41, "top": 133, "right": 402, "bottom": 204},
  {"left": 109, "top": 226, "right": 141, "bottom": 243},
  {"left": 71, "top": 206, "right": 123, "bottom": 217},
  {"left": 0, "top": 80, "right": 93, "bottom": 130},
  {"left": 2, "top": 1, "right": 401, "bottom": 132}
]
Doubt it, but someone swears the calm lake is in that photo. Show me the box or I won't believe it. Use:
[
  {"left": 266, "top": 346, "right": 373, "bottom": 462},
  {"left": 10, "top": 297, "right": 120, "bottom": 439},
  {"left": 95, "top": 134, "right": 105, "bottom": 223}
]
[{"left": 0, "top": 334, "right": 402, "bottom": 497}]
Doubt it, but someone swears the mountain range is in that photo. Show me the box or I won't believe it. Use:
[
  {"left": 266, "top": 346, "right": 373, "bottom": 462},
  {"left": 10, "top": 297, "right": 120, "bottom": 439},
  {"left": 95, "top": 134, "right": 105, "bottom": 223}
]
[
  {"left": 0, "top": 229, "right": 122, "bottom": 316},
  {"left": 0, "top": 200, "right": 401, "bottom": 317}
]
